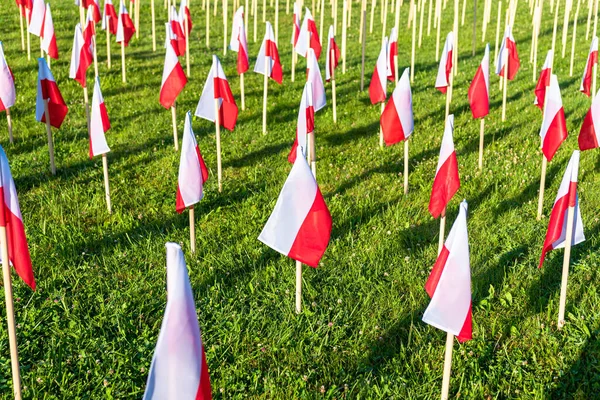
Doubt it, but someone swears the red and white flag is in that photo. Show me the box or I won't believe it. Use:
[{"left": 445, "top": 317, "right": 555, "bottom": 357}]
[
  {"left": 423, "top": 200, "right": 472, "bottom": 342},
  {"left": 176, "top": 112, "right": 209, "bottom": 213},
  {"left": 534, "top": 50, "right": 553, "bottom": 111},
  {"left": 164, "top": 22, "right": 178, "bottom": 53},
  {"left": 295, "top": 8, "right": 321, "bottom": 59},
  {"left": 254, "top": 22, "right": 283, "bottom": 84},
  {"left": 41, "top": 4, "right": 58, "bottom": 59},
  {"left": 116, "top": 0, "right": 135, "bottom": 46},
  {"left": 435, "top": 32, "right": 453, "bottom": 93},
  {"left": 381, "top": 68, "right": 413, "bottom": 146},
  {"left": 288, "top": 82, "right": 315, "bottom": 163},
  {"left": 580, "top": 37, "right": 598, "bottom": 97},
  {"left": 307, "top": 48, "right": 326, "bottom": 112},
  {"left": 89, "top": 77, "right": 111, "bottom": 158},
  {"left": 0, "top": 43, "right": 16, "bottom": 112},
  {"left": 142, "top": 243, "right": 212, "bottom": 400},
  {"left": 540, "top": 74, "right": 567, "bottom": 161},
  {"left": 0, "top": 145, "right": 36, "bottom": 290},
  {"left": 28, "top": 0, "right": 45, "bottom": 36},
  {"left": 69, "top": 23, "right": 93, "bottom": 87},
  {"left": 429, "top": 114, "right": 460, "bottom": 218},
  {"left": 496, "top": 25, "right": 520, "bottom": 80},
  {"left": 159, "top": 42, "right": 187, "bottom": 109},
  {"left": 387, "top": 27, "right": 398, "bottom": 82},
  {"left": 36, "top": 58, "right": 68, "bottom": 129},
  {"left": 195, "top": 55, "right": 239, "bottom": 131},
  {"left": 259, "top": 147, "right": 332, "bottom": 267},
  {"left": 230, "top": 7, "right": 249, "bottom": 75},
  {"left": 578, "top": 88, "right": 600, "bottom": 150},
  {"left": 83, "top": 6, "right": 97, "bottom": 55},
  {"left": 179, "top": 0, "right": 193, "bottom": 33},
  {"left": 369, "top": 37, "right": 388, "bottom": 104},
  {"left": 170, "top": 5, "right": 186, "bottom": 56},
  {"left": 324, "top": 25, "right": 340, "bottom": 82},
  {"left": 468, "top": 44, "right": 489, "bottom": 119},
  {"left": 291, "top": 2, "right": 301, "bottom": 48},
  {"left": 102, "top": 0, "right": 118, "bottom": 35},
  {"left": 539, "top": 151, "right": 585, "bottom": 268},
  {"left": 76, "top": 0, "right": 102, "bottom": 23}
]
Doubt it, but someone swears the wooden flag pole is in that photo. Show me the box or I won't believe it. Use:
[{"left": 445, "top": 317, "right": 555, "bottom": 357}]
[
  {"left": 419, "top": 0, "right": 425, "bottom": 47},
  {"left": 287, "top": 0, "right": 290, "bottom": 13},
  {"left": 360, "top": 0, "right": 366, "bottom": 42},
  {"left": 241, "top": 73, "right": 246, "bottom": 110},
  {"left": 342, "top": 0, "right": 348, "bottom": 73},
  {"left": 593, "top": 0, "right": 599, "bottom": 93},
  {"left": 428, "top": 0, "right": 433, "bottom": 35},
  {"left": 438, "top": 207, "right": 446, "bottom": 254},
  {"left": 440, "top": 332, "right": 454, "bottom": 400},
  {"left": 404, "top": 139, "right": 409, "bottom": 193},
  {"left": 84, "top": 86, "right": 91, "bottom": 132},
  {"left": 93, "top": 36, "right": 99, "bottom": 79},
  {"left": 570, "top": 0, "right": 580, "bottom": 76},
  {"left": 537, "top": 155, "right": 547, "bottom": 219},
  {"left": 361, "top": 9, "right": 367, "bottom": 90},
  {"left": 411, "top": 2, "right": 417, "bottom": 81},
  {"left": 370, "top": 0, "right": 376, "bottom": 33},
  {"left": 189, "top": 206, "right": 196, "bottom": 252},
  {"left": 494, "top": 0, "right": 502, "bottom": 64},
  {"left": 6, "top": 108, "right": 13, "bottom": 144},
  {"left": 348, "top": 0, "right": 353, "bottom": 27},
  {"left": 263, "top": 0, "right": 266, "bottom": 22},
  {"left": 214, "top": 99, "right": 223, "bottom": 192},
  {"left": 586, "top": 0, "right": 592, "bottom": 39},
  {"left": 121, "top": 43, "right": 126, "bottom": 82},
  {"left": 102, "top": 154, "right": 112, "bottom": 213},
  {"left": 106, "top": 16, "right": 112, "bottom": 68},
  {"left": 19, "top": 5, "right": 25, "bottom": 51},
  {"left": 552, "top": 0, "right": 560, "bottom": 53},
  {"left": 320, "top": 0, "right": 326, "bottom": 42},
  {"left": 295, "top": 260, "right": 302, "bottom": 312},
  {"left": 186, "top": 17, "right": 191, "bottom": 76},
  {"left": 379, "top": 103, "right": 384, "bottom": 148},
  {"left": 562, "top": 0, "right": 571, "bottom": 58},
  {"left": 309, "top": 133, "right": 317, "bottom": 176},
  {"left": 532, "top": 5, "right": 539, "bottom": 81},
  {"left": 44, "top": 100, "right": 56, "bottom": 175},
  {"left": 479, "top": 118, "right": 485, "bottom": 169},
  {"left": 207, "top": 0, "right": 211, "bottom": 47},
  {"left": 395, "top": 0, "right": 401, "bottom": 32},
  {"left": 26, "top": 8, "right": 31, "bottom": 60},
  {"left": 152, "top": 0, "right": 157, "bottom": 51},
  {"left": 461, "top": 0, "right": 467, "bottom": 26},
  {"left": 436, "top": 0, "right": 442, "bottom": 60},
  {"left": 501, "top": 42, "right": 508, "bottom": 121},
  {"left": 263, "top": 53, "right": 268, "bottom": 134},
  {"left": 332, "top": 48, "right": 338, "bottom": 122},
  {"left": 445, "top": 66, "right": 453, "bottom": 118},
  {"left": 254, "top": 0, "right": 258, "bottom": 42},
  {"left": 135, "top": 0, "right": 141, "bottom": 38},
  {"left": 246, "top": 0, "right": 250, "bottom": 38},
  {"left": 557, "top": 204, "right": 575, "bottom": 329},
  {"left": 453, "top": 0, "right": 459, "bottom": 75},
  {"left": 214, "top": 0, "right": 219, "bottom": 17},
  {"left": 382, "top": 0, "right": 389, "bottom": 40},
  {"left": 171, "top": 104, "right": 179, "bottom": 151},
  {"left": 276, "top": 0, "right": 280, "bottom": 42},
  {"left": 224, "top": 0, "right": 229, "bottom": 54}
]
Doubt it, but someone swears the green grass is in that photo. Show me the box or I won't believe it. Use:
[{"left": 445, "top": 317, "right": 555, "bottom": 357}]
[{"left": 0, "top": 0, "right": 600, "bottom": 398}]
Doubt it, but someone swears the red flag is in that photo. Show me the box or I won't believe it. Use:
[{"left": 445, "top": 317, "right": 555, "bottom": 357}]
[
  {"left": 102, "top": 0, "right": 118, "bottom": 35},
  {"left": 0, "top": 44, "right": 16, "bottom": 112},
  {"left": 69, "top": 24, "right": 93, "bottom": 87},
  {"left": 116, "top": 0, "right": 135, "bottom": 46},
  {"left": 580, "top": 37, "right": 598, "bottom": 97},
  {"left": 179, "top": 0, "right": 193, "bottom": 33},
  {"left": 369, "top": 37, "right": 388, "bottom": 104},
  {"left": 36, "top": 58, "right": 68, "bottom": 129},
  {"left": 579, "top": 88, "right": 600, "bottom": 150},
  {"left": 89, "top": 77, "right": 111, "bottom": 159},
  {"left": 295, "top": 8, "right": 321, "bottom": 59},
  {"left": 170, "top": 5, "right": 186, "bottom": 56},
  {"left": 540, "top": 74, "right": 567, "bottom": 161},
  {"left": 381, "top": 68, "right": 413, "bottom": 146},
  {"left": 325, "top": 25, "right": 340, "bottom": 82},
  {"left": 468, "top": 44, "right": 489, "bottom": 119},
  {"left": 534, "top": 50, "right": 553, "bottom": 111},
  {"left": 254, "top": 22, "right": 283, "bottom": 84},
  {"left": 429, "top": 115, "right": 460, "bottom": 218},
  {"left": 176, "top": 113, "right": 209, "bottom": 213},
  {"left": 288, "top": 83, "right": 315, "bottom": 163},
  {"left": 41, "top": 4, "right": 58, "bottom": 59},
  {"left": 435, "top": 32, "right": 453, "bottom": 93},
  {"left": 496, "top": 25, "right": 520, "bottom": 80},
  {"left": 387, "top": 27, "right": 398, "bottom": 82},
  {"left": 159, "top": 43, "right": 187, "bottom": 109},
  {"left": 230, "top": 7, "right": 249, "bottom": 74}
]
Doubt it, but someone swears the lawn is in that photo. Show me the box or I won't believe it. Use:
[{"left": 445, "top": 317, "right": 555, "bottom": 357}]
[{"left": 0, "top": 0, "right": 600, "bottom": 398}]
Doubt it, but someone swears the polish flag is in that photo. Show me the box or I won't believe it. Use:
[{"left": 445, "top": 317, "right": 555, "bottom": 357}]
[
  {"left": 580, "top": 37, "right": 598, "bottom": 97},
  {"left": 578, "top": 88, "right": 600, "bottom": 150},
  {"left": 170, "top": 6, "right": 186, "bottom": 56},
  {"left": 230, "top": 7, "right": 249, "bottom": 75},
  {"left": 288, "top": 82, "right": 315, "bottom": 163},
  {"left": 467, "top": 44, "right": 489, "bottom": 119},
  {"left": 89, "top": 77, "right": 111, "bottom": 159},
  {"left": 176, "top": 112, "right": 209, "bottom": 213},
  {"left": 295, "top": 8, "right": 321, "bottom": 59},
  {"left": 254, "top": 22, "right": 283, "bottom": 84},
  {"left": 69, "top": 24, "right": 93, "bottom": 88},
  {"left": 36, "top": 58, "right": 68, "bottom": 129},
  {"left": 0, "top": 145, "right": 36, "bottom": 290},
  {"left": 28, "top": 0, "right": 45, "bottom": 37},
  {"left": 429, "top": 114, "right": 460, "bottom": 218},
  {"left": 324, "top": 26, "right": 340, "bottom": 82},
  {"left": 159, "top": 42, "right": 187, "bottom": 109},
  {"left": 41, "top": 4, "right": 58, "bottom": 59},
  {"left": 291, "top": 3, "right": 301, "bottom": 48},
  {"left": 116, "top": 0, "right": 135, "bottom": 46},
  {"left": 423, "top": 200, "right": 472, "bottom": 343},
  {"left": 306, "top": 48, "right": 326, "bottom": 112},
  {"left": 435, "top": 32, "right": 453, "bottom": 93},
  {"left": 0, "top": 43, "right": 16, "bottom": 112},
  {"left": 142, "top": 243, "right": 212, "bottom": 400},
  {"left": 534, "top": 50, "right": 553, "bottom": 111},
  {"left": 387, "top": 27, "right": 398, "bottom": 82},
  {"left": 102, "top": 0, "right": 118, "bottom": 35},
  {"left": 195, "top": 55, "right": 239, "bottom": 131},
  {"left": 16, "top": 0, "right": 33, "bottom": 17},
  {"left": 539, "top": 151, "right": 585, "bottom": 268},
  {"left": 540, "top": 74, "right": 567, "bottom": 161},
  {"left": 83, "top": 5, "right": 97, "bottom": 47},
  {"left": 381, "top": 68, "right": 413, "bottom": 146},
  {"left": 179, "top": 0, "right": 193, "bottom": 33},
  {"left": 369, "top": 37, "right": 388, "bottom": 104},
  {"left": 84, "top": 0, "right": 102, "bottom": 23},
  {"left": 258, "top": 147, "right": 332, "bottom": 268},
  {"left": 496, "top": 25, "right": 520, "bottom": 80},
  {"left": 164, "top": 22, "right": 178, "bottom": 53}
]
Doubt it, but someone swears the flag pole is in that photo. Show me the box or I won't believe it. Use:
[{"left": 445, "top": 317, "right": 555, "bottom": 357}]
[
  {"left": 263, "top": 49, "right": 269, "bottom": 134},
  {"left": 295, "top": 260, "right": 302, "bottom": 312},
  {"left": 224, "top": 0, "right": 229, "bottom": 54},
  {"left": 361, "top": 8, "right": 367, "bottom": 90},
  {"left": 254, "top": 0, "right": 258, "bottom": 42},
  {"left": 276, "top": 0, "right": 280, "bottom": 42},
  {"left": 532, "top": 5, "right": 539, "bottom": 81},
  {"left": 171, "top": 103, "right": 179, "bottom": 151},
  {"left": 207, "top": 0, "right": 211, "bottom": 47},
  {"left": 93, "top": 36, "right": 99, "bottom": 79},
  {"left": 461, "top": 0, "right": 466, "bottom": 26},
  {"left": 438, "top": 207, "right": 446, "bottom": 254},
  {"left": 501, "top": 39, "right": 508, "bottom": 121},
  {"left": 428, "top": 0, "right": 433, "bottom": 36},
  {"left": 382, "top": 0, "right": 389, "bottom": 40},
  {"left": 121, "top": 43, "right": 126, "bottom": 82},
  {"left": 189, "top": 205, "right": 196, "bottom": 252},
  {"left": 246, "top": 0, "right": 250, "bottom": 38},
  {"left": 214, "top": 98, "right": 223, "bottom": 192},
  {"left": 106, "top": 15, "right": 112, "bottom": 68},
  {"left": 241, "top": 73, "right": 246, "bottom": 110},
  {"left": 320, "top": 0, "right": 326, "bottom": 41},
  {"left": 404, "top": 138, "right": 409, "bottom": 193},
  {"left": 26, "top": 8, "right": 31, "bottom": 60},
  {"left": 586, "top": 0, "right": 592, "bottom": 39},
  {"left": 102, "top": 154, "right": 112, "bottom": 213},
  {"left": 419, "top": 0, "right": 425, "bottom": 47},
  {"left": 19, "top": 5, "right": 25, "bottom": 51},
  {"left": 6, "top": 108, "right": 13, "bottom": 144},
  {"left": 152, "top": 0, "right": 157, "bottom": 51},
  {"left": 569, "top": 0, "right": 580, "bottom": 76},
  {"left": 440, "top": 332, "right": 454, "bottom": 400},
  {"left": 135, "top": 0, "right": 140, "bottom": 38},
  {"left": 557, "top": 205, "right": 575, "bottom": 329},
  {"left": 494, "top": 0, "right": 501, "bottom": 65},
  {"left": 379, "top": 103, "right": 384, "bottom": 148},
  {"left": 370, "top": 0, "right": 376, "bottom": 34},
  {"left": 479, "top": 118, "right": 485, "bottom": 169},
  {"left": 453, "top": 0, "right": 459, "bottom": 75},
  {"left": 84, "top": 86, "right": 91, "bottom": 134},
  {"left": 537, "top": 155, "right": 547, "bottom": 219},
  {"left": 435, "top": 0, "right": 441, "bottom": 60},
  {"left": 593, "top": 0, "right": 599, "bottom": 94},
  {"left": 342, "top": 0, "right": 348, "bottom": 73},
  {"left": 332, "top": 48, "right": 338, "bottom": 122},
  {"left": 360, "top": 0, "right": 366, "bottom": 42},
  {"left": 44, "top": 100, "right": 56, "bottom": 175},
  {"left": 411, "top": 2, "right": 416, "bottom": 82},
  {"left": 186, "top": 15, "right": 191, "bottom": 76}
]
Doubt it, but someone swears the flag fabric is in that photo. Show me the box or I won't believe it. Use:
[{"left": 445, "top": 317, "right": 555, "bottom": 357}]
[
  {"left": 429, "top": 114, "right": 460, "bottom": 218},
  {"left": 116, "top": 0, "right": 135, "bottom": 46},
  {"left": 288, "top": 82, "right": 315, "bottom": 163},
  {"left": 387, "top": 27, "right": 398, "bottom": 82},
  {"left": 176, "top": 112, "right": 209, "bottom": 213},
  {"left": 36, "top": 58, "right": 68, "bottom": 129},
  {"left": 83, "top": 5, "right": 97, "bottom": 49},
  {"left": 295, "top": 8, "right": 321, "bottom": 59},
  {"left": 0, "top": 43, "right": 16, "bottom": 112},
  {"left": 179, "top": 0, "right": 193, "bottom": 33},
  {"left": 468, "top": 44, "right": 489, "bottom": 119},
  {"left": 230, "top": 7, "right": 249, "bottom": 75},
  {"left": 195, "top": 55, "right": 239, "bottom": 131},
  {"left": 324, "top": 26, "right": 340, "bottom": 82},
  {"left": 369, "top": 37, "right": 388, "bottom": 104},
  {"left": 539, "top": 151, "right": 585, "bottom": 268},
  {"left": 89, "top": 77, "right": 111, "bottom": 159},
  {"left": 381, "top": 68, "right": 413, "bottom": 146},
  {"left": 69, "top": 24, "right": 93, "bottom": 87},
  {"left": 580, "top": 37, "right": 598, "bottom": 97},
  {"left": 423, "top": 200, "right": 472, "bottom": 343},
  {"left": 142, "top": 242, "right": 212, "bottom": 400},
  {"left": 28, "top": 0, "right": 45, "bottom": 36},
  {"left": 306, "top": 48, "right": 326, "bottom": 112},
  {"left": 102, "top": 0, "right": 118, "bottom": 35},
  {"left": 540, "top": 74, "right": 568, "bottom": 161},
  {"left": 41, "top": 4, "right": 58, "bottom": 59},
  {"left": 496, "top": 25, "right": 520, "bottom": 80},
  {"left": 83, "top": 0, "right": 102, "bottom": 23},
  {"left": 258, "top": 147, "right": 332, "bottom": 268},
  {"left": 170, "top": 5, "right": 186, "bottom": 56},
  {"left": 534, "top": 50, "right": 553, "bottom": 111},
  {"left": 435, "top": 32, "right": 453, "bottom": 93},
  {"left": 578, "top": 89, "right": 600, "bottom": 150},
  {"left": 254, "top": 22, "right": 283, "bottom": 84},
  {"left": 159, "top": 42, "right": 187, "bottom": 109},
  {"left": 165, "top": 22, "right": 178, "bottom": 53},
  {"left": 291, "top": 3, "right": 301, "bottom": 48}
]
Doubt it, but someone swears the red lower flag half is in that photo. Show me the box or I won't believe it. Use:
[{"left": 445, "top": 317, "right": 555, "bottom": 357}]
[
  {"left": 159, "top": 43, "right": 187, "bottom": 109},
  {"left": 36, "top": 58, "right": 68, "bottom": 129},
  {"left": 0, "top": 145, "right": 36, "bottom": 290},
  {"left": 69, "top": 23, "right": 93, "bottom": 87},
  {"left": 534, "top": 50, "right": 553, "bottom": 111},
  {"left": 142, "top": 243, "right": 212, "bottom": 400},
  {"left": 540, "top": 74, "right": 567, "bottom": 161},
  {"left": 423, "top": 200, "right": 472, "bottom": 342},
  {"left": 580, "top": 36, "right": 598, "bottom": 97},
  {"left": 369, "top": 37, "right": 388, "bottom": 104},
  {"left": 288, "top": 82, "right": 315, "bottom": 163},
  {"left": 578, "top": 88, "right": 600, "bottom": 150},
  {"left": 89, "top": 77, "right": 111, "bottom": 159},
  {"left": 230, "top": 7, "right": 249, "bottom": 74},
  {"left": 116, "top": 0, "right": 135, "bottom": 46},
  {"left": 435, "top": 32, "right": 453, "bottom": 93},
  {"left": 539, "top": 151, "right": 585, "bottom": 268},
  {"left": 429, "top": 114, "right": 460, "bottom": 218},
  {"left": 254, "top": 22, "right": 283, "bottom": 84},
  {"left": 467, "top": 44, "right": 489, "bottom": 119},
  {"left": 381, "top": 68, "right": 413, "bottom": 146},
  {"left": 325, "top": 26, "right": 340, "bottom": 82},
  {"left": 102, "top": 0, "right": 118, "bottom": 35},
  {"left": 0, "top": 43, "right": 16, "bottom": 111},
  {"left": 496, "top": 25, "right": 520, "bottom": 80},
  {"left": 41, "top": 3, "right": 58, "bottom": 59},
  {"left": 387, "top": 27, "right": 398, "bottom": 82},
  {"left": 259, "top": 147, "right": 332, "bottom": 268}
]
